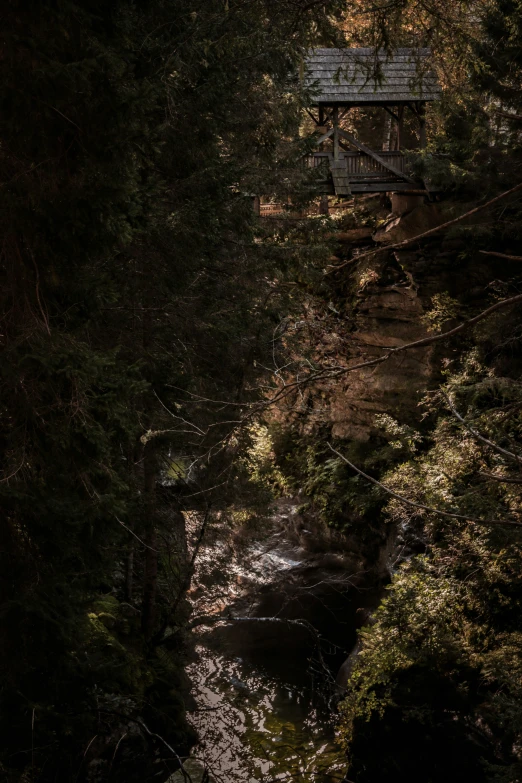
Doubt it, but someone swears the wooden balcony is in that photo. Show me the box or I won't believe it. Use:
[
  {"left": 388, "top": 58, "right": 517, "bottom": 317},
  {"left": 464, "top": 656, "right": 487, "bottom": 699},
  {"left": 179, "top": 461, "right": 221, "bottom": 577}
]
[{"left": 305, "top": 150, "right": 420, "bottom": 194}]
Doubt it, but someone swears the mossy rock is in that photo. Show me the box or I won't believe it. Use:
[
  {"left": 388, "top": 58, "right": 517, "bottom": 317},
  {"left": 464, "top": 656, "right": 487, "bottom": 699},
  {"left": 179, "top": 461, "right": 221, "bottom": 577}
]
[
  {"left": 83, "top": 612, "right": 155, "bottom": 694},
  {"left": 97, "top": 611, "right": 117, "bottom": 629},
  {"left": 91, "top": 594, "right": 120, "bottom": 615},
  {"left": 168, "top": 758, "right": 215, "bottom": 782}
]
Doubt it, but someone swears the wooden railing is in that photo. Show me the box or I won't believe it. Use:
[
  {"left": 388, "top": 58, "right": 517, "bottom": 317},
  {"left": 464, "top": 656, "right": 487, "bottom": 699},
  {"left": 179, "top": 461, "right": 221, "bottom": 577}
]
[
  {"left": 304, "top": 153, "right": 330, "bottom": 170},
  {"left": 305, "top": 151, "right": 406, "bottom": 178},
  {"left": 259, "top": 202, "right": 354, "bottom": 218},
  {"left": 259, "top": 203, "right": 285, "bottom": 216},
  {"left": 344, "top": 151, "right": 405, "bottom": 177}
]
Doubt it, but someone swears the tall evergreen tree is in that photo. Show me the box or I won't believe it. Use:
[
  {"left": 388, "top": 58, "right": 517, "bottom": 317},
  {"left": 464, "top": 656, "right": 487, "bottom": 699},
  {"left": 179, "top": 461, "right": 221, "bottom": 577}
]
[{"left": 0, "top": 1, "right": 344, "bottom": 779}]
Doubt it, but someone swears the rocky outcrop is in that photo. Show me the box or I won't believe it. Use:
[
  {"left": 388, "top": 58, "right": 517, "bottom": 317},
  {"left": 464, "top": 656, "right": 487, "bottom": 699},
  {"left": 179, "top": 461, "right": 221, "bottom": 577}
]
[
  {"left": 330, "top": 270, "right": 432, "bottom": 440},
  {"left": 323, "top": 201, "right": 502, "bottom": 441},
  {"left": 372, "top": 202, "right": 443, "bottom": 244}
]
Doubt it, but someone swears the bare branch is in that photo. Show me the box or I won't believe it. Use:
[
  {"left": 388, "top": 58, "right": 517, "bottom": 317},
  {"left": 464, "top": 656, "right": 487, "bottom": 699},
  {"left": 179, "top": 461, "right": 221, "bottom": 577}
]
[
  {"left": 327, "top": 180, "right": 522, "bottom": 274},
  {"left": 479, "top": 250, "right": 522, "bottom": 262},
  {"left": 495, "top": 110, "right": 522, "bottom": 121},
  {"left": 327, "top": 443, "right": 522, "bottom": 528},
  {"left": 262, "top": 292, "right": 522, "bottom": 409},
  {"left": 479, "top": 471, "right": 522, "bottom": 484},
  {"left": 115, "top": 516, "right": 159, "bottom": 552},
  {"left": 443, "top": 392, "right": 522, "bottom": 465}
]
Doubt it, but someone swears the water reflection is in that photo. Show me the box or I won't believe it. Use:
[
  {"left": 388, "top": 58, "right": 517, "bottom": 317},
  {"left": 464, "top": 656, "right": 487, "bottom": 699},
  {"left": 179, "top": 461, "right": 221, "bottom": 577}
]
[{"left": 187, "top": 642, "right": 345, "bottom": 783}]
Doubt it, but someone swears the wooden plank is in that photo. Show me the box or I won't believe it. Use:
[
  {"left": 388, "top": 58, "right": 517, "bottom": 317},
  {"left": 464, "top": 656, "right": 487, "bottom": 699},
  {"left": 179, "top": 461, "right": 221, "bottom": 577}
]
[
  {"left": 311, "top": 93, "right": 440, "bottom": 101},
  {"left": 333, "top": 106, "right": 340, "bottom": 160},
  {"left": 337, "top": 129, "right": 416, "bottom": 183},
  {"left": 316, "top": 127, "right": 334, "bottom": 145},
  {"left": 305, "top": 108, "right": 320, "bottom": 124},
  {"left": 383, "top": 106, "right": 400, "bottom": 123},
  {"left": 330, "top": 156, "right": 352, "bottom": 196},
  {"left": 350, "top": 182, "right": 421, "bottom": 192},
  {"left": 305, "top": 47, "right": 441, "bottom": 107}
]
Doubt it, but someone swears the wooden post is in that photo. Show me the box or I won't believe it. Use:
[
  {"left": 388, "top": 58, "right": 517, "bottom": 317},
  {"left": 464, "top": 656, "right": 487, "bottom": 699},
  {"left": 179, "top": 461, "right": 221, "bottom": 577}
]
[
  {"left": 383, "top": 109, "right": 392, "bottom": 151},
  {"left": 320, "top": 194, "right": 329, "bottom": 215},
  {"left": 333, "top": 105, "right": 340, "bottom": 160},
  {"left": 419, "top": 102, "right": 427, "bottom": 149},
  {"left": 397, "top": 106, "right": 405, "bottom": 151},
  {"left": 253, "top": 195, "right": 261, "bottom": 216}
]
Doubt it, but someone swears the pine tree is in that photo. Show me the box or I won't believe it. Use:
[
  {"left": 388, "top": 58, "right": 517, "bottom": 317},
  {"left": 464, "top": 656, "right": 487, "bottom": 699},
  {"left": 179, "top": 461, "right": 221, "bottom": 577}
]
[{"left": 1, "top": 1, "right": 345, "bottom": 779}]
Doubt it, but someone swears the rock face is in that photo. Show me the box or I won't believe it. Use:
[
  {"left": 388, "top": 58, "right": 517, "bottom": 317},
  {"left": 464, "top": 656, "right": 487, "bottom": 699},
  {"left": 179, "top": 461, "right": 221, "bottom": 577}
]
[
  {"left": 333, "top": 228, "right": 374, "bottom": 244},
  {"left": 320, "top": 204, "right": 502, "bottom": 441},
  {"left": 330, "top": 276, "right": 431, "bottom": 440},
  {"left": 390, "top": 192, "right": 426, "bottom": 215},
  {"left": 373, "top": 202, "right": 443, "bottom": 244}
]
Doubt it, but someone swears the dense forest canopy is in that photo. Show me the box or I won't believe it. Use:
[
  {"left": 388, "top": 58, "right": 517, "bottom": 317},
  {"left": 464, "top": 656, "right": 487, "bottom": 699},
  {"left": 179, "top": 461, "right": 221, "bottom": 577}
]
[{"left": 1, "top": 0, "right": 522, "bottom": 781}]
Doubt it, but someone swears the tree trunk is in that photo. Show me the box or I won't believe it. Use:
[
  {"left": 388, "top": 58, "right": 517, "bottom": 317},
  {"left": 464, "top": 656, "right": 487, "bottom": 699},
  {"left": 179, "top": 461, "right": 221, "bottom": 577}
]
[
  {"left": 320, "top": 194, "right": 329, "bottom": 215},
  {"left": 141, "top": 443, "right": 158, "bottom": 640},
  {"left": 383, "top": 111, "right": 392, "bottom": 151},
  {"left": 125, "top": 544, "right": 134, "bottom": 603}
]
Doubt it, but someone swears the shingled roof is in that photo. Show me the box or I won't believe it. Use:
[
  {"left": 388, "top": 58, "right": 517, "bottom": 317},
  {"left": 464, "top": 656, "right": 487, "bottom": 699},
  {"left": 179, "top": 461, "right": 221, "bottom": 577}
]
[{"left": 304, "top": 48, "right": 440, "bottom": 105}]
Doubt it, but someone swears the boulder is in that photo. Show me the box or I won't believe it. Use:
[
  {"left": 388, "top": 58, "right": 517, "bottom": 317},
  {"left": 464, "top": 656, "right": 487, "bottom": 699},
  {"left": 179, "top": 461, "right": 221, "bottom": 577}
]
[
  {"left": 390, "top": 192, "right": 426, "bottom": 215},
  {"left": 168, "top": 758, "right": 214, "bottom": 782},
  {"left": 331, "top": 228, "right": 374, "bottom": 244},
  {"left": 373, "top": 203, "right": 442, "bottom": 244}
]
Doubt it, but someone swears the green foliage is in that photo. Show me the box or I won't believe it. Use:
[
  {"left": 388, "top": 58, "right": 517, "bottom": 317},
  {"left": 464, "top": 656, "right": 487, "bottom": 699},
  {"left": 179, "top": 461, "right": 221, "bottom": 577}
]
[
  {"left": 421, "top": 292, "right": 461, "bottom": 333},
  {"left": 338, "top": 315, "right": 522, "bottom": 781},
  {"left": 1, "top": 0, "right": 347, "bottom": 778},
  {"left": 270, "top": 428, "right": 401, "bottom": 542}
]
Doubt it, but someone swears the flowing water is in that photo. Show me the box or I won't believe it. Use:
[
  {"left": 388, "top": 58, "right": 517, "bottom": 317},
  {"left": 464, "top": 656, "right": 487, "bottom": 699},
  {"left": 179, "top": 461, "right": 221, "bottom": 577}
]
[
  {"left": 186, "top": 641, "right": 346, "bottom": 782},
  {"left": 178, "top": 505, "right": 366, "bottom": 783}
]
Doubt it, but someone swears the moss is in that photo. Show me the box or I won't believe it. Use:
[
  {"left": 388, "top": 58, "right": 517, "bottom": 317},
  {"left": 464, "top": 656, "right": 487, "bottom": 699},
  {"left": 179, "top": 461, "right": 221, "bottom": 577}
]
[
  {"left": 96, "top": 611, "right": 117, "bottom": 629},
  {"left": 91, "top": 594, "right": 120, "bottom": 615},
  {"left": 82, "top": 609, "right": 155, "bottom": 695}
]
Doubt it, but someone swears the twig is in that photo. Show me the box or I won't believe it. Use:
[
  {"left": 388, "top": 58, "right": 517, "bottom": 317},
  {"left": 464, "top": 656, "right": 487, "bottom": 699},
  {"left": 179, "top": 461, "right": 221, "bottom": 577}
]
[
  {"left": 495, "top": 110, "right": 522, "bottom": 121},
  {"left": 115, "top": 516, "right": 159, "bottom": 552},
  {"left": 327, "top": 443, "right": 522, "bottom": 528},
  {"left": 109, "top": 733, "right": 128, "bottom": 770},
  {"left": 479, "top": 250, "right": 522, "bottom": 262},
  {"left": 190, "top": 615, "right": 322, "bottom": 636},
  {"left": 75, "top": 735, "right": 98, "bottom": 782},
  {"left": 31, "top": 708, "right": 35, "bottom": 771},
  {"left": 135, "top": 719, "right": 192, "bottom": 783},
  {"left": 327, "top": 180, "right": 522, "bottom": 273},
  {"left": 479, "top": 471, "right": 522, "bottom": 484},
  {"left": 443, "top": 393, "right": 522, "bottom": 465}
]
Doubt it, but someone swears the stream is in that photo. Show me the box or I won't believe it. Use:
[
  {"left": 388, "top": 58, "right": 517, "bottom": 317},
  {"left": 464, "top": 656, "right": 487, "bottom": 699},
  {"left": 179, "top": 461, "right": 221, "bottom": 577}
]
[{"left": 175, "top": 501, "right": 384, "bottom": 783}]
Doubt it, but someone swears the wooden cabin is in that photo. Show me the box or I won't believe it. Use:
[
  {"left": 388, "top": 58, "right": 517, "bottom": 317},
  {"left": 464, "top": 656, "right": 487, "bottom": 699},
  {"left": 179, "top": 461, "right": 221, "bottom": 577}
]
[{"left": 303, "top": 48, "right": 441, "bottom": 196}]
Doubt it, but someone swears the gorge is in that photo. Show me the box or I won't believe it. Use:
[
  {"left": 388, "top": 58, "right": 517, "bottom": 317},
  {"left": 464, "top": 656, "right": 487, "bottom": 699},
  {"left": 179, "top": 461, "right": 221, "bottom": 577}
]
[{"left": 2, "top": 2, "right": 522, "bottom": 782}]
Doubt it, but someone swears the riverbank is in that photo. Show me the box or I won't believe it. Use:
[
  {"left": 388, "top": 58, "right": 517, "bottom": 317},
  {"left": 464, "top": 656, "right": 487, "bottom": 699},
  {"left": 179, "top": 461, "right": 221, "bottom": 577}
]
[{"left": 175, "top": 499, "right": 387, "bottom": 782}]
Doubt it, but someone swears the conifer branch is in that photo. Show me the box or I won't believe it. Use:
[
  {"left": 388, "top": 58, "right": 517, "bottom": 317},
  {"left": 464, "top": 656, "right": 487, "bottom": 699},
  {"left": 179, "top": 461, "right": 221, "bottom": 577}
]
[
  {"left": 327, "top": 443, "right": 522, "bottom": 528},
  {"left": 443, "top": 393, "right": 522, "bottom": 465}
]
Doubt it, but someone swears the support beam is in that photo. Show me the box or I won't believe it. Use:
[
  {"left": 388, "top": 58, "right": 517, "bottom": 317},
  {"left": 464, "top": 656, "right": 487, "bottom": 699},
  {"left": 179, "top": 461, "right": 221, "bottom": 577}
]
[
  {"left": 383, "top": 106, "right": 400, "bottom": 123},
  {"left": 338, "top": 128, "right": 417, "bottom": 184},
  {"left": 316, "top": 127, "right": 334, "bottom": 146},
  {"left": 419, "top": 102, "right": 427, "bottom": 148},
  {"left": 397, "top": 105, "right": 405, "bottom": 151},
  {"left": 333, "top": 106, "right": 340, "bottom": 160},
  {"left": 305, "top": 108, "right": 320, "bottom": 125}
]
